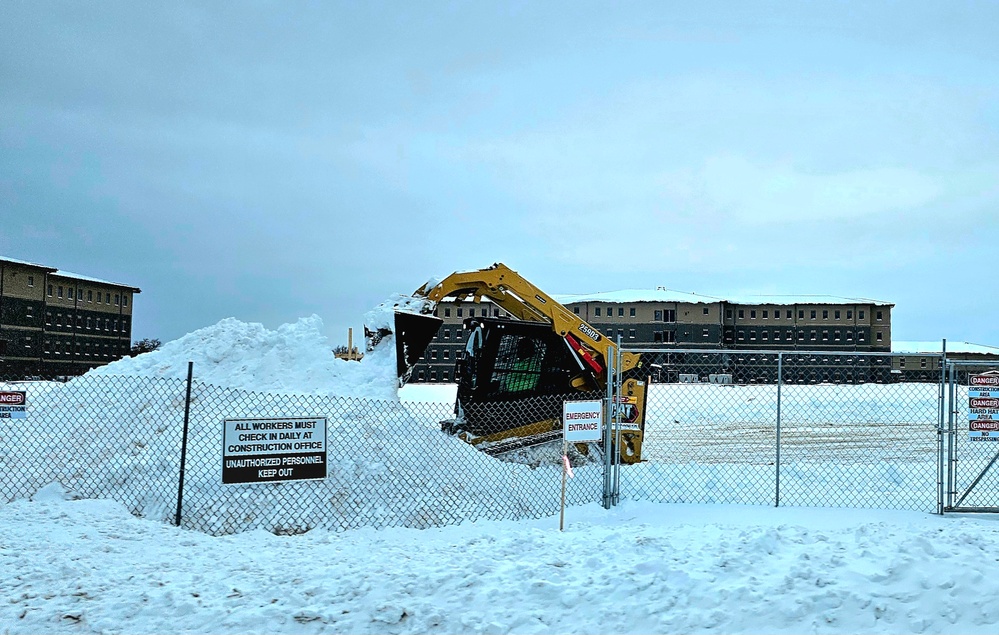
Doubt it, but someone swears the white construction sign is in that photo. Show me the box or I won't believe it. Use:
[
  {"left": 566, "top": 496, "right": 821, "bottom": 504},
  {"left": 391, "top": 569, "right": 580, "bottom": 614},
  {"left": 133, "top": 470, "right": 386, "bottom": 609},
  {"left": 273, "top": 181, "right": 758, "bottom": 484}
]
[
  {"left": 0, "top": 391, "right": 27, "bottom": 420},
  {"left": 969, "top": 373, "right": 999, "bottom": 441},
  {"left": 563, "top": 399, "right": 603, "bottom": 442},
  {"left": 222, "top": 417, "right": 327, "bottom": 483}
]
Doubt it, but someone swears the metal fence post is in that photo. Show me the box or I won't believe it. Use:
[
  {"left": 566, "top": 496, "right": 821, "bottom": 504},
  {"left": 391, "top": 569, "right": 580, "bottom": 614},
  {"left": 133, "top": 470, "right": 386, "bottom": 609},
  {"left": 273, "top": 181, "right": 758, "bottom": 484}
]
[
  {"left": 775, "top": 352, "right": 783, "bottom": 507},
  {"left": 937, "top": 341, "right": 946, "bottom": 514},
  {"left": 947, "top": 361, "right": 956, "bottom": 510},
  {"left": 614, "top": 335, "right": 623, "bottom": 506},
  {"left": 174, "top": 361, "right": 194, "bottom": 527},
  {"left": 603, "top": 352, "right": 615, "bottom": 509}
]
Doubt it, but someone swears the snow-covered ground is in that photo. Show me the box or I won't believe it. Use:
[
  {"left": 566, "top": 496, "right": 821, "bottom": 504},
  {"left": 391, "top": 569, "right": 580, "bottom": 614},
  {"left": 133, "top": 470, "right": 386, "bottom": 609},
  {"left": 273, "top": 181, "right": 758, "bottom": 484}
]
[
  {"left": 5, "top": 494, "right": 999, "bottom": 634},
  {"left": 5, "top": 315, "right": 999, "bottom": 633}
]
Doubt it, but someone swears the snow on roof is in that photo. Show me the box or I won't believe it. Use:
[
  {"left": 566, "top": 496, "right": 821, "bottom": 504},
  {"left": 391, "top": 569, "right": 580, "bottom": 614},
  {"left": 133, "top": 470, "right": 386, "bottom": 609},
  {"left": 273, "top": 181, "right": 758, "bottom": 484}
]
[
  {"left": 554, "top": 289, "right": 722, "bottom": 304},
  {"left": 892, "top": 341, "right": 999, "bottom": 355},
  {"left": 555, "top": 289, "right": 892, "bottom": 307},
  {"left": 49, "top": 269, "right": 141, "bottom": 291},
  {"left": 0, "top": 256, "right": 57, "bottom": 271},
  {"left": 2, "top": 255, "right": 140, "bottom": 291}
]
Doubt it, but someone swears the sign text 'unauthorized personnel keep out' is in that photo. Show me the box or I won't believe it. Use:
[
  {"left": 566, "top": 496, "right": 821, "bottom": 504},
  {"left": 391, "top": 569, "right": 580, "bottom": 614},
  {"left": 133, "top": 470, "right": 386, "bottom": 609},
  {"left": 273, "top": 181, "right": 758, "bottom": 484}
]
[{"left": 222, "top": 417, "right": 327, "bottom": 483}]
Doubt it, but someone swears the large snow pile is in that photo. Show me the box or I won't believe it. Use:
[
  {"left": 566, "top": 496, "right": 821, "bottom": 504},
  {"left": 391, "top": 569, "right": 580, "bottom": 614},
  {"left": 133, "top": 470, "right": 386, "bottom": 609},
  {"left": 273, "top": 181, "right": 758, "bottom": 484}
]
[
  {"left": 2, "top": 314, "right": 600, "bottom": 535},
  {"left": 88, "top": 315, "right": 399, "bottom": 400}
]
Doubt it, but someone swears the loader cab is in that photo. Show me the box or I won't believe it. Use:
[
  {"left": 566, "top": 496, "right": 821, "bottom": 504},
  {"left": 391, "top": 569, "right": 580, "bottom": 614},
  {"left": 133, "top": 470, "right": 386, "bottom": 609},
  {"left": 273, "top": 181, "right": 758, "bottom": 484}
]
[
  {"left": 451, "top": 317, "right": 600, "bottom": 438},
  {"left": 455, "top": 317, "right": 579, "bottom": 400}
]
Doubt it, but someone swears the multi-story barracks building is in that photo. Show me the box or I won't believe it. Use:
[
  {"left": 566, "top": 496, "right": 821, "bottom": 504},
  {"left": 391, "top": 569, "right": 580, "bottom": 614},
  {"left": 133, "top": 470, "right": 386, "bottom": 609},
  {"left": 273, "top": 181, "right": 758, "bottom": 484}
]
[{"left": 0, "top": 256, "right": 140, "bottom": 378}]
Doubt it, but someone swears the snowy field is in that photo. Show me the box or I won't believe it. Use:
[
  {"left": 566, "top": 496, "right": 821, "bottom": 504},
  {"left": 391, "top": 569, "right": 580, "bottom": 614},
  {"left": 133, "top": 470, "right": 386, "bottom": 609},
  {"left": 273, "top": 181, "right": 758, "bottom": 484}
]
[{"left": 5, "top": 493, "right": 999, "bottom": 634}]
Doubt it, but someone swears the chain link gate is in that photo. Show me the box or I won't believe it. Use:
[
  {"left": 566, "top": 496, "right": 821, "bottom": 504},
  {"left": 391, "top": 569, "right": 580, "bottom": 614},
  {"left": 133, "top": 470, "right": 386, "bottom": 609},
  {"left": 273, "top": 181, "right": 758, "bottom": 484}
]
[
  {"left": 608, "top": 347, "right": 945, "bottom": 513},
  {"left": 944, "top": 361, "right": 999, "bottom": 513}
]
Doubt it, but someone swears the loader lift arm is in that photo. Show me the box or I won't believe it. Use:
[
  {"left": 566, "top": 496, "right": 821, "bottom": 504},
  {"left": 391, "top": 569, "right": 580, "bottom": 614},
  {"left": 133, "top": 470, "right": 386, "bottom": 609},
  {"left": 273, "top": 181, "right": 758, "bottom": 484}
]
[{"left": 416, "top": 263, "right": 642, "bottom": 378}]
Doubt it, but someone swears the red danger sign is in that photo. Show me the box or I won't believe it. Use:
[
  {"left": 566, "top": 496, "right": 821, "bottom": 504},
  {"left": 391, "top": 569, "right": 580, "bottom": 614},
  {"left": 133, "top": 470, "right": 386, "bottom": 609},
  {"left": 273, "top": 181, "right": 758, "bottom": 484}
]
[
  {"left": 0, "top": 392, "right": 26, "bottom": 405},
  {"left": 971, "top": 397, "right": 999, "bottom": 409},
  {"left": 971, "top": 374, "right": 999, "bottom": 386}
]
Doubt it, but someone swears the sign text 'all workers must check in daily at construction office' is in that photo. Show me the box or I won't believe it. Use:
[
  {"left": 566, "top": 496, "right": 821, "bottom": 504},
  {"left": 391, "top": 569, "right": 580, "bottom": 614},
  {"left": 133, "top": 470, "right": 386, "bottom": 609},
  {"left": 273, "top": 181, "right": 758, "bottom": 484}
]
[{"left": 222, "top": 417, "right": 327, "bottom": 483}]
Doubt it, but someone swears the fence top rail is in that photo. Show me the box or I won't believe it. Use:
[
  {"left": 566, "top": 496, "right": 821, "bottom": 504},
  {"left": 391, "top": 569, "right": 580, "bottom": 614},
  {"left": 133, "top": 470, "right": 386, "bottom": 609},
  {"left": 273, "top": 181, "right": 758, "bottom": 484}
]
[
  {"left": 947, "top": 360, "right": 999, "bottom": 367},
  {"left": 618, "top": 347, "right": 942, "bottom": 359}
]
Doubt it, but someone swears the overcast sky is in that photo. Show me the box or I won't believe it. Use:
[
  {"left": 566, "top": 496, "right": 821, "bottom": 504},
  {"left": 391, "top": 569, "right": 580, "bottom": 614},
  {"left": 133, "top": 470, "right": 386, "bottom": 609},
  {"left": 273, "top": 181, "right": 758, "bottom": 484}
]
[{"left": 2, "top": 1, "right": 998, "bottom": 347}]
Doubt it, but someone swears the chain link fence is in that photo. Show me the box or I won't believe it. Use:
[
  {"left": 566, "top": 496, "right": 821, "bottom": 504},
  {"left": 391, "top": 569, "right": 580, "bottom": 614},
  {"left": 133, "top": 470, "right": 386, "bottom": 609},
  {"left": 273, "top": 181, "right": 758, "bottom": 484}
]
[
  {"left": 1, "top": 349, "right": 965, "bottom": 534},
  {"left": 945, "top": 361, "right": 999, "bottom": 512},
  {"left": 616, "top": 349, "right": 944, "bottom": 513},
  {"left": 1, "top": 371, "right": 603, "bottom": 535}
]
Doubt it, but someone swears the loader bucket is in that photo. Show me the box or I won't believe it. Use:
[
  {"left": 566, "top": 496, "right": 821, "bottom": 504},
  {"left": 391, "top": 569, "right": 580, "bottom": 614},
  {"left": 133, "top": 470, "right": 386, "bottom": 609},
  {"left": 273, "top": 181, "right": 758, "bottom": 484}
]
[{"left": 391, "top": 311, "right": 443, "bottom": 382}]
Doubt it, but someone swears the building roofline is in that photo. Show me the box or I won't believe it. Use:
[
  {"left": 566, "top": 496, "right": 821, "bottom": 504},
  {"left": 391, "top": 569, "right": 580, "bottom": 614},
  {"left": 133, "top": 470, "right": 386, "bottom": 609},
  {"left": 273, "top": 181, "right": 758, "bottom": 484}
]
[
  {"left": 48, "top": 269, "right": 141, "bottom": 293},
  {"left": 0, "top": 256, "right": 58, "bottom": 273}
]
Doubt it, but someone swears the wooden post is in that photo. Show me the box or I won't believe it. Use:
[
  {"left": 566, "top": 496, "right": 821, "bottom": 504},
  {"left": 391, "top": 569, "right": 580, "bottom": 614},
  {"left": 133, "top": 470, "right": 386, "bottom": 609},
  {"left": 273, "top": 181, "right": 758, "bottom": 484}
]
[{"left": 559, "top": 439, "right": 568, "bottom": 531}]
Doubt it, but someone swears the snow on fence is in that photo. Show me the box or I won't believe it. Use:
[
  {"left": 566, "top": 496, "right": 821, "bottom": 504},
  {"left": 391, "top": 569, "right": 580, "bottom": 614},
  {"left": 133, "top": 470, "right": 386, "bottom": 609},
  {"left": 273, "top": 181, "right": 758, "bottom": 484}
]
[{"left": 1, "top": 358, "right": 947, "bottom": 535}]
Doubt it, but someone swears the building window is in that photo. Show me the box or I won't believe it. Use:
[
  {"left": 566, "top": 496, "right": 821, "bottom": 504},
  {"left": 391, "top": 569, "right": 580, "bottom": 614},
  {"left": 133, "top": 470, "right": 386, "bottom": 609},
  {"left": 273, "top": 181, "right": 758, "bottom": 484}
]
[
  {"left": 442, "top": 371, "right": 450, "bottom": 382},
  {"left": 876, "top": 311, "right": 883, "bottom": 321},
  {"left": 738, "top": 309, "right": 744, "bottom": 319},
  {"left": 859, "top": 332, "right": 866, "bottom": 341},
  {"left": 847, "top": 331, "right": 854, "bottom": 341},
  {"left": 444, "top": 308, "right": 451, "bottom": 317},
  {"left": 442, "top": 350, "right": 449, "bottom": 359},
  {"left": 26, "top": 305, "right": 33, "bottom": 318},
  {"left": 920, "top": 358, "right": 927, "bottom": 368},
  {"left": 834, "top": 310, "right": 840, "bottom": 319},
  {"left": 123, "top": 295, "right": 128, "bottom": 307},
  {"left": 702, "top": 328, "right": 709, "bottom": 338},
  {"left": 654, "top": 310, "right": 662, "bottom": 321},
  {"left": 810, "top": 310, "right": 816, "bottom": 319},
  {"left": 762, "top": 331, "right": 768, "bottom": 341},
  {"left": 57, "top": 285, "right": 63, "bottom": 298},
  {"left": 847, "top": 310, "right": 853, "bottom": 319},
  {"left": 762, "top": 310, "right": 768, "bottom": 319},
  {"left": 810, "top": 331, "right": 817, "bottom": 341},
  {"left": 430, "top": 371, "right": 437, "bottom": 381},
  {"left": 105, "top": 293, "right": 111, "bottom": 303},
  {"left": 605, "top": 329, "right": 613, "bottom": 336},
  {"left": 68, "top": 288, "right": 74, "bottom": 300},
  {"left": 822, "top": 310, "right": 829, "bottom": 319},
  {"left": 88, "top": 290, "right": 93, "bottom": 302},
  {"left": 702, "top": 307, "right": 709, "bottom": 316},
  {"left": 618, "top": 307, "right": 624, "bottom": 317},
  {"left": 594, "top": 307, "right": 601, "bottom": 317},
  {"left": 631, "top": 307, "right": 637, "bottom": 317},
  {"left": 726, "top": 309, "right": 732, "bottom": 319},
  {"left": 859, "top": 310, "right": 865, "bottom": 320},
  {"left": 876, "top": 331, "right": 883, "bottom": 342},
  {"left": 786, "top": 330, "right": 793, "bottom": 341},
  {"left": 574, "top": 307, "right": 580, "bottom": 315},
  {"left": 822, "top": 330, "right": 829, "bottom": 341},
  {"left": 47, "top": 284, "right": 53, "bottom": 296},
  {"left": 798, "top": 331, "right": 805, "bottom": 341},
  {"left": 798, "top": 310, "right": 804, "bottom": 319},
  {"left": 493, "top": 309, "right": 499, "bottom": 317},
  {"left": 28, "top": 275, "right": 34, "bottom": 287},
  {"left": 750, "top": 330, "right": 757, "bottom": 341},
  {"left": 786, "top": 310, "right": 792, "bottom": 319},
  {"left": 629, "top": 329, "right": 636, "bottom": 339},
  {"left": 456, "top": 308, "right": 463, "bottom": 317},
  {"left": 751, "top": 310, "right": 757, "bottom": 319},
  {"left": 834, "top": 331, "right": 841, "bottom": 341}
]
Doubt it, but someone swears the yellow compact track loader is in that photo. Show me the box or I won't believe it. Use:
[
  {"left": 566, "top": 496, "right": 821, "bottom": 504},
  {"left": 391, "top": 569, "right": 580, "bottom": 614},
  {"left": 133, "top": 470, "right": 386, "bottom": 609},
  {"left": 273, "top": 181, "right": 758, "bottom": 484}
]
[{"left": 365, "top": 263, "right": 648, "bottom": 463}]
